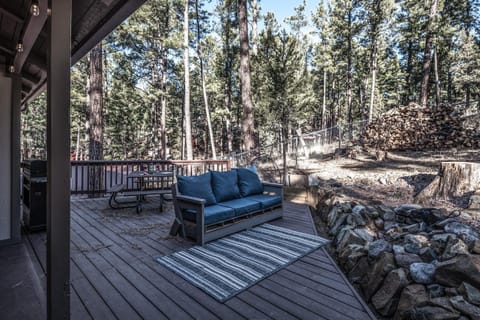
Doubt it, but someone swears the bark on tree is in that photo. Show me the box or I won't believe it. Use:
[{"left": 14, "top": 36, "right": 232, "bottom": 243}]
[
  {"left": 238, "top": 0, "right": 256, "bottom": 152},
  {"left": 195, "top": 0, "right": 216, "bottom": 159},
  {"left": 87, "top": 42, "right": 104, "bottom": 195},
  {"left": 419, "top": 0, "right": 437, "bottom": 107},
  {"left": 415, "top": 162, "right": 480, "bottom": 203},
  {"left": 322, "top": 68, "right": 327, "bottom": 129},
  {"left": 346, "top": 8, "right": 353, "bottom": 139},
  {"left": 183, "top": 0, "right": 193, "bottom": 160},
  {"left": 251, "top": 0, "right": 258, "bottom": 56},
  {"left": 434, "top": 45, "right": 440, "bottom": 109}
]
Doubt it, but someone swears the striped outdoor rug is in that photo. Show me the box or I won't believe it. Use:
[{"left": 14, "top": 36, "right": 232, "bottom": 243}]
[{"left": 156, "top": 224, "right": 329, "bottom": 302}]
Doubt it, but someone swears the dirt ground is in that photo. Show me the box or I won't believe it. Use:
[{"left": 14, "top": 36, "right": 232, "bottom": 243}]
[{"left": 289, "top": 148, "right": 480, "bottom": 229}]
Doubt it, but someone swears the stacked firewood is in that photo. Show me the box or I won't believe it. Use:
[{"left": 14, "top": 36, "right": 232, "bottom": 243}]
[{"left": 359, "top": 103, "right": 480, "bottom": 150}]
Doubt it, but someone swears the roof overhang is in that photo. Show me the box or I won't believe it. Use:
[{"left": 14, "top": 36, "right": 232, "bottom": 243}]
[{"left": 0, "top": 0, "right": 146, "bottom": 105}]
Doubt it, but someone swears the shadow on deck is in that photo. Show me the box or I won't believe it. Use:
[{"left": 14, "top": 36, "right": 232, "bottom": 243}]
[{"left": 1, "top": 196, "right": 377, "bottom": 320}]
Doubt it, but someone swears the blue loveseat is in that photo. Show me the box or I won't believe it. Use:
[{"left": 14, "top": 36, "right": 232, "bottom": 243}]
[{"left": 170, "top": 167, "right": 283, "bottom": 245}]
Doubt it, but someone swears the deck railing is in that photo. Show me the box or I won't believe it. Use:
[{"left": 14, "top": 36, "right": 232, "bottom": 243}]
[{"left": 70, "top": 159, "right": 231, "bottom": 196}]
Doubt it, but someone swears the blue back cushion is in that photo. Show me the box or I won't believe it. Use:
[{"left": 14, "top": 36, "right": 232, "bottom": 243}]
[
  {"left": 211, "top": 170, "right": 241, "bottom": 202},
  {"left": 177, "top": 172, "right": 216, "bottom": 205},
  {"left": 236, "top": 167, "right": 264, "bottom": 197}
]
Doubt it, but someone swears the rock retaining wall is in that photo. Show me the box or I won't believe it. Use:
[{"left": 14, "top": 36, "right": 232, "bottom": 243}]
[{"left": 321, "top": 201, "right": 480, "bottom": 319}]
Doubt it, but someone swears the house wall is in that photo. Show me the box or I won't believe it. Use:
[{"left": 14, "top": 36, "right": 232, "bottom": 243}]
[{"left": 0, "top": 75, "right": 12, "bottom": 241}]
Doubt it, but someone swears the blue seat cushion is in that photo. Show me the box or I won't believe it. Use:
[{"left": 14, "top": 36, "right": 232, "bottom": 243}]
[
  {"left": 211, "top": 170, "right": 241, "bottom": 202},
  {"left": 236, "top": 168, "right": 264, "bottom": 197},
  {"left": 219, "top": 198, "right": 262, "bottom": 217},
  {"left": 177, "top": 172, "right": 216, "bottom": 205},
  {"left": 245, "top": 194, "right": 282, "bottom": 210},
  {"left": 183, "top": 205, "right": 235, "bottom": 225}
]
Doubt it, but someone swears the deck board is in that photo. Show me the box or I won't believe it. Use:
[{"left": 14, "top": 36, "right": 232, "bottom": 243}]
[{"left": 2, "top": 196, "right": 377, "bottom": 319}]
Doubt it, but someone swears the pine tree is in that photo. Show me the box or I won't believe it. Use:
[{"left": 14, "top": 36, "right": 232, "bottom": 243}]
[{"left": 239, "top": 0, "right": 256, "bottom": 152}]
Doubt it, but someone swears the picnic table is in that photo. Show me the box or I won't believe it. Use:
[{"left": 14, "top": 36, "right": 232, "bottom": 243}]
[{"left": 108, "top": 169, "right": 174, "bottom": 213}]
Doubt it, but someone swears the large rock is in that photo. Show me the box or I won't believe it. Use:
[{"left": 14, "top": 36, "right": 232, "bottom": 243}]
[
  {"left": 329, "top": 212, "right": 348, "bottom": 236},
  {"left": 442, "top": 237, "right": 470, "bottom": 260},
  {"left": 427, "top": 284, "right": 446, "bottom": 299},
  {"left": 410, "top": 262, "right": 436, "bottom": 284},
  {"left": 395, "top": 253, "right": 423, "bottom": 268},
  {"left": 360, "top": 252, "right": 396, "bottom": 300},
  {"left": 393, "top": 284, "right": 428, "bottom": 320},
  {"left": 368, "top": 239, "right": 392, "bottom": 259},
  {"left": 405, "top": 306, "right": 460, "bottom": 320},
  {"left": 404, "top": 234, "right": 430, "bottom": 254},
  {"left": 471, "top": 239, "right": 480, "bottom": 254},
  {"left": 450, "top": 295, "right": 480, "bottom": 320},
  {"left": 435, "top": 254, "right": 480, "bottom": 288},
  {"left": 371, "top": 268, "right": 409, "bottom": 316},
  {"left": 338, "top": 244, "right": 367, "bottom": 270},
  {"left": 458, "top": 282, "right": 480, "bottom": 306},
  {"left": 348, "top": 256, "right": 369, "bottom": 284},
  {"left": 334, "top": 226, "right": 366, "bottom": 252},
  {"left": 444, "top": 222, "right": 480, "bottom": 247}
]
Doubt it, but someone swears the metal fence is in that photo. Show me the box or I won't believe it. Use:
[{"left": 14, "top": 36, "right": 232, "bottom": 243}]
[
  {"left": 226, "top": 120, "right": 369, "bottom": 183},
  {"left": 70, "top": 159, "right": 231, "bottom": 196}
]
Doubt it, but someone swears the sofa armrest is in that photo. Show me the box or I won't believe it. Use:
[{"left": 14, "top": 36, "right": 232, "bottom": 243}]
[
  {"left": 175, "top": 194, "right": 206, "bottom": 205},
  {"left": 262, "top": 181, "right": 283, "bottom": 198}
]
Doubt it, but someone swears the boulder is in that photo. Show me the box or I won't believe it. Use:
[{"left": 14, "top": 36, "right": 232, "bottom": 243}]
[
  {"left": 471, "top": 239, "right": 480, "bottom": 254},
  {"left": 335, "top": 227, "right": 367, "bottom": 252},
  {"left": 410, "top": 262, "right": 436, "bottom": 284},
  {"left": 329, "top": 212, "right": 348, "bottom": 236},
  {"left": 406, "top": 306, "right": 460, "bottom": 320},
  {"left": 419, "top": 247, "right": 438, "bottom": 262},
  {"left": 404, "top": 234, "right": 429, "bottom": 254},
  {"left": 360, "top": 252, "right": 396, "bottom": 300},
  {"left": 435, "top": 254, "right": 480, "bottom": 288},
  {"left": 458, "top": 282, "right": 480, "bottom": 306},
  {"left": 442, "top": 238, "right": 470, "bottom": 260},
  {"left": 444, "top": 222, "right": 480, "bottom": 247},
  {"left": 371, "top": 268, "right": 409, "bottom": 316},
  {"left": 393, "top": 244, "right": 406, "bottom": 255},
  {"left": 374, "top": 217, "right": 385, "bottom": 230},
  {"left": 368, "top": 239, "right": 393, "bottom": 259},
  {"left": 338, "top": 244, "right": 367, "bottom": 270},
  {"left": 427, "top": 284, "right": 446, "bottom": 299},
  {"left": 449, "top": 295, "right": 480, "bottom": 320},
  {"left": 348, "top": 256, "right": 369, "bottom": 284},
  {"left": 395, "top": 253, "right": 423, "bottom": 268},
  {"left": 393, "top": 284, "right": 428, "bottom": 320}
]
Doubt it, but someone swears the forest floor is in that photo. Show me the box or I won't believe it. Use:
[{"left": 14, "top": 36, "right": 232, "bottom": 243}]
[{"left": 289, "top": 148, "right": 480, "bottom": 228}]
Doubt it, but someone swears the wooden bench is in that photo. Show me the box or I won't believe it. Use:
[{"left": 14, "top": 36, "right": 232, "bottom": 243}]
[{"left": 108, "top": 183, "right": 171, "bottom": 213}]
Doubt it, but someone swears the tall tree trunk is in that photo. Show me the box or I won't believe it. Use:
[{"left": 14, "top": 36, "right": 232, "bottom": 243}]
[
  {"left": 195, "top": 0, "right": 217, "bottom": 159},
  {"left": 419, "top": 0, "right": 437, "bottom": 107},
  {"left": 238, "top": 0, "right": 256, "bottom": 152},
  {"left": 346, "top": 9, "right": 353, "bottom": 139},
  {"left": 160, "top": 49, "right": 168, "bottom": 159},
  {"left": 251, "top": 0, "right": 258, "bottom": 56},
  {"left": 322, "top": 69, "right": 327, "bottom": 129},
  {"left": 223, "top": 2, "right": 233, "bottom": 154},
  {"left": 87, "top": 42, "right": 104, "bottom": 196},
  {"left": 369, "top": 43, "right": 377, "bottom": 122},
  {"left": 434, "top": 45, "right": 440, "bottom": 109},
  {"left": 183, "top": 0, "right": 193, "bottom": 160}
]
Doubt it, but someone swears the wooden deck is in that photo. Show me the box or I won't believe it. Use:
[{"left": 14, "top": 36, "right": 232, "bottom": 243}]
[{"left": 1, "top": 197, "right": 377, "bottom": 320}]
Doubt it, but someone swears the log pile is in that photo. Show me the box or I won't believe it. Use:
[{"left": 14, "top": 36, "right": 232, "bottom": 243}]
[{"left": 360, "top": 103, "right": 480, "bottom": 150}]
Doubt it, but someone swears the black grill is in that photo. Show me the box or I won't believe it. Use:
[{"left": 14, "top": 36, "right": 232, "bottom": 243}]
[{"left": 22, "top": 160, "right": 47, "bottom": 231}]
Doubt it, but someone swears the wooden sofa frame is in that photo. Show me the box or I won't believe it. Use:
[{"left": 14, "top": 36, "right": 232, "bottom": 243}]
[{"left": 169, "top": 182, "right": 283, "bottom": 245}]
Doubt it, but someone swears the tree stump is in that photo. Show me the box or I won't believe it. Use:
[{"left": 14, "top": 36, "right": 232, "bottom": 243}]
[{"left": 415, "top": 162, "right": 480, "bottom": 203}]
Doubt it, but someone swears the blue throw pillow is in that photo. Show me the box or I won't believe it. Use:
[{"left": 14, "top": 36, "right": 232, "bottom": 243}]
[
  {"left": 236, "top": 167, "right": 264, "bottom": 197},
  {"left": 177, "top": 172, "right": 216, "bottom": 205},
  {"left": 211, "top": 170, "right": 241, "bottom": 202}
]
